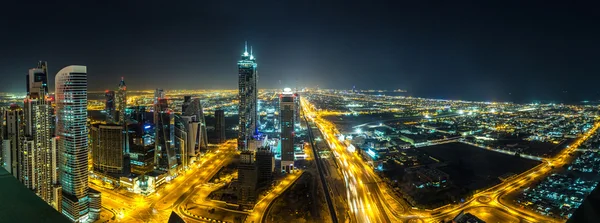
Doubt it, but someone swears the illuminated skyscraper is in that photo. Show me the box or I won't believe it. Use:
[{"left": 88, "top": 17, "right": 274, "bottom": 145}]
[
  {"left": 154, "top": 89, "right": 176, "bottom": 174},
  {"left": 279, "top": 88, "right": 296, "bottom": 173},
  {"left": 104, "top": 90, "right": 116, "bottom": 123},
  {"left": 238, "top": 42, "right": 258, "bottom": 151},
  {"left": 55, "top": 65, "right": 89, "bottom": 222},
  {"left": 116, "top": 77, "right": 127, "bottom": 124},
  {"left": 22, "top": 65, "right": 55, "bottom": 204}
]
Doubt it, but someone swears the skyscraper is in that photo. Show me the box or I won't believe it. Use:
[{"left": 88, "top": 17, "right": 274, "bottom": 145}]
[
  {"left": 238, "top": 42, "right": 258, "bottom": 151},
  {"left": 154, "top": 89, "right": 176, "bottom": 174},
  {"left": 237, "top": 150, "right": 257, "bottom": 208},
  {"left": 182, "top": 97, "right": 208, "bottom": 153},
  {"left": 104, "top": 90, "right": 116, "bottom": 123},
  {"left": 55, "top": 65, "right": 90, "bottom": 222},
  {"left": 255, "top": 146, "right": 274, "bottom": 189},
  {"left": 116, "top": 77, "right": 127, "bottom": 124},
  {"left": 215, "top": 109, "right": 226, "bottom": 144},
  {"left": 90, "top": 123, "right": 124, "bottom": 174},
  {"left": 22, "top": 64, "right": 56, "bottom": 204},
  {"left": 280, "top": 88, "right": 296, "bottom": 173},
  {"left": 4, "top": 105, "right": 22, "bottom": 178}
]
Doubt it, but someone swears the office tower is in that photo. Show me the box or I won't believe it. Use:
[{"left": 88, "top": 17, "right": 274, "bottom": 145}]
[
  {"left": 255, "top": 146, "right": 274, "bottom": 188},
  {"left": 4, "top": 105, "right": 22, "bottom": 178},
  {"left": 280, "top": 88, "right": 296, "bottom": 173},
  {"left": 90, "top": 123, "right": 124, "bottom": 174},
  {"left": 154, "top": 89, "right": 176, "bottom": 173},
  {"left": 116, "top": 77, "right": 127, "bottom": 124},
  {"left": 23, "top": 64, "right": 57, "bottom": 204},
  {"left": 238, "top": 42, "right": 258, "bottom": 151},
  {"left": 56, "top": 65, "right": 90, "bottom": 222},
  {"left": 105, "top": 90, "right": 116, "bottom": 123},
  {"left": 174, "top": 114, "right": 201, "bottom": 169},
  {"left": 237, "top": 151, "right": 257, "bottom": 207},
  {"left": 215, "top": 109, "right": 226, "bottom": 143},
  {"left": 182, "top": 97, "right": 208, "bottom": 153},
  {"left": 294, "top": 93, "right": 301, "bottom": 127},
  {"left": 88, "top": 189, "right": 101, "bottom": 221}
]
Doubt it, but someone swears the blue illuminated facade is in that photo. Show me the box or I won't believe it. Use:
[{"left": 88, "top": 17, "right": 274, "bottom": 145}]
[{"left": 238, "top": 42, "right": 258, "bottom": 151}]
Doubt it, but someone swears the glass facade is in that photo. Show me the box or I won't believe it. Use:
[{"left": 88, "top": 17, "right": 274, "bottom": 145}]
[
  {"left": 238, "top": 43, "right": 258, "bottom": 151},
  {"left": 55, "top": 65, "right": 89, "bottom": 222}
]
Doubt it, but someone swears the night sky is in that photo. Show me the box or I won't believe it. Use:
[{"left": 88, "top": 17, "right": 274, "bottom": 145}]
[{"left": 1, "top": 1, "right": 598, "bottom": 102}]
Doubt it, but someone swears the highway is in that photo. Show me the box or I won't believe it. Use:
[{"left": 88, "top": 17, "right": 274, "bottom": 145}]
[
  {"left": 302, "top": 97, "right": 404, "bottom": 223},
  {"left": 305, "top": 115, "right": 339, "bottom": 223},
  {"left": 302, "top": 95, "right": 600, "bottom": 223}
]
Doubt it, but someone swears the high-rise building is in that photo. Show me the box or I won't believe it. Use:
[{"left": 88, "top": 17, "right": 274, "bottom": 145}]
[
  {"left": 238, "top": 42, "right": 258, "bottom": 151},
  {"left": 90, "top": 123, "right": 124, "bottom": 174},
  {"left": 255, "top": 146, "right": 274, "bottom": 189},
  {"left": 294, "top": 93, "right": 301, "bottom": 127},
  {"left": 105, "top": 90, "right": 116, "bottom": 123},
  {"left": 237, "top": 150, "right": 257, "bottom": 207},
  {"left": 174, "top": 115, "right": 200, "bottom": 169},
  {"left": 154, "top": 89, "right": 176, "bottom": 174},
  {"left": 182, "top": 97, "right": 208, "bottom": 153},
  {"left": 215, "top": 109, "right": 226, "bottom": 144},
  {"left": 279, "top": 88, "right": 296, "bottom": 173},
  {"left": 115, "top": 77, "right": 128, "bottom": 154},
  {"left": 4, "top": 105, "right": 22, "bottom": 178},
  {"left": 56, "top": 65, "right": 90, "bottom": 222},
  {"left": 116, "top": 77, "right": 127, "bottom": 124}
]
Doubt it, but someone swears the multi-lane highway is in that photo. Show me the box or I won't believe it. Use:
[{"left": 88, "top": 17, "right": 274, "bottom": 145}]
[{"left": 301, "top": 96, "right": 600, "bottom": 223}]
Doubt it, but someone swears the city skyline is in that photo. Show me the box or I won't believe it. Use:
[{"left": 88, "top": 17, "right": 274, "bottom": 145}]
[
  {"left": 2, "top": 2, "right": 600, "bottom": 223},
  {"left": 1, "top": 1, "right": 599, "bottom": 102}
]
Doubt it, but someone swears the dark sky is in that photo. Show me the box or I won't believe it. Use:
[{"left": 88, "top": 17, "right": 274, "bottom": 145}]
[{"left": 1, "top": 1, "right": 599, "bottom": 102}]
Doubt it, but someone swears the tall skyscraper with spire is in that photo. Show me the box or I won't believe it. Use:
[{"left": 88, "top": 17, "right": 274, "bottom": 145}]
[
  {"left": 238, "top": 42, "right": 258, "bottom": 151},
  {"left": 55, "top": 65, "right": 89, "bottom": 222}
]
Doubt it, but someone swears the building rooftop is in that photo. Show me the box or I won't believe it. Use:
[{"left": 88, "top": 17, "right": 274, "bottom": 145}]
[{"left": 0, "top": 168, "right": 69, "bottom": 223}]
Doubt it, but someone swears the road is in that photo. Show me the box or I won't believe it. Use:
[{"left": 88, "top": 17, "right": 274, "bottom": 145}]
[
  {"left": 302, "top": 95, "right": 600, "bottom": 223},
  {"left": 305, "top": 115, "right": 339, "bottom": 223},
  {"left": 302, "top": 97, "right": 406, "bottom": 223},
  {"left": 92, "top": 140, "right": 238, "bottom": 223},
  {"left": 178, "top": 167, "right": 302, "bottom": 223}
]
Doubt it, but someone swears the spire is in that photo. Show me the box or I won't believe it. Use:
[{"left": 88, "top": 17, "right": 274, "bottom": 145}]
[
  {"left": 245, "top": 41, "right": 248, "bottom": 53},
  {"left": 250, "top": 46, "right": 254, "bottom": 60}
]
